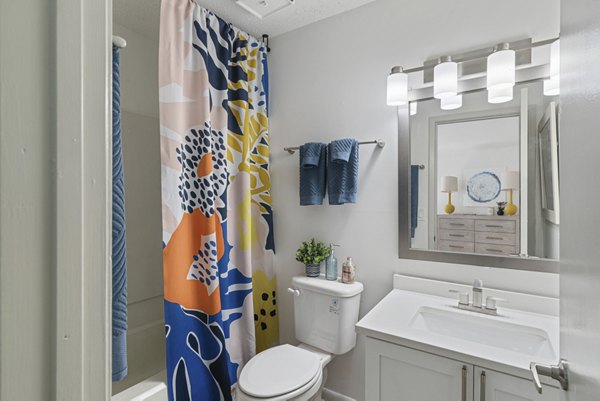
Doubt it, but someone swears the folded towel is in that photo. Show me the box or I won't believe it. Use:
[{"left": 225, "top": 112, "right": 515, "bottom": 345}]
[
  {"left": 299, "top": 142, "right": 327, "bottom": 205},
  {"left": 410, "top": 165, "right": 419, "bottom": 238},
  {"left": 328, "top": 139, "right": 358, "bottom": 205}
]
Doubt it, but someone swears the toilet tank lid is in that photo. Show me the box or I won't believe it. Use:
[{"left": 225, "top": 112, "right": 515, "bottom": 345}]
[{"left": 292, "top": 276, "right": 364, "bottom": 298}]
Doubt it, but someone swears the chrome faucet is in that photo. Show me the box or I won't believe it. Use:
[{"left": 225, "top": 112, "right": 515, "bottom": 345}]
[{"left": 449, "top": 280, "right": 506, "bottom": 316}]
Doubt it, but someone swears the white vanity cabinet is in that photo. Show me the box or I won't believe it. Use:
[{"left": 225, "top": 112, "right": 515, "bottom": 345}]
[{"left": 365, "top": 337, "right": 559, "bottom": 401}]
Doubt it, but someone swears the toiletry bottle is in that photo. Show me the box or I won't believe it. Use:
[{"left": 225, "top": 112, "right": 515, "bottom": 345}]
[
  {"left": 325, "top": 244, "right": 339, "bottom": 281},
  {"left": 342, "top": 257, "right": 355, "bottom": 284}
]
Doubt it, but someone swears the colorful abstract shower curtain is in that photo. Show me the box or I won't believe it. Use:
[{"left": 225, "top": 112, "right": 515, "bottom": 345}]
[{"left": 159, "top": 1, "right": 277, "bottom": 399}]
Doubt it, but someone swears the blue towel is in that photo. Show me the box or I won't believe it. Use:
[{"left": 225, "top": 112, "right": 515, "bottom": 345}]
[
  {"left": 328, "top": 139, "right": 358, "bottom": 205},
  {"left": 410, "top": 165, "right": 419, "bottom": 238},
  {"left": 299, "top": 143, "right": 327, "bottom": 205},
  {"left": 112, "top": 45, "right": 128, "bottom": 382}
]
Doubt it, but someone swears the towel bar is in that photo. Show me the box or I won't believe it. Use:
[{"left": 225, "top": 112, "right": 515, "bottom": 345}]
[{"left": 284, "top": 139, "right": 385, "bottom": 155}]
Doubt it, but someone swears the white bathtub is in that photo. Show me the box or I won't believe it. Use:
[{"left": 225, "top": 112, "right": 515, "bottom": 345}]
[{"left": 112, "top": 371, "right": 168, "bottom": 401}]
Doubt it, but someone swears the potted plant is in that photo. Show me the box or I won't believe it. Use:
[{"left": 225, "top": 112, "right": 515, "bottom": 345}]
[{"left": 295, "top": 239, "right": 331, "bottom": 277}]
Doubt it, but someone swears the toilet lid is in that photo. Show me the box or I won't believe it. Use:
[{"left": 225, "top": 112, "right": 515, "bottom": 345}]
[{"left": 238, "top": 344, "right": 321, "bottom": 398}]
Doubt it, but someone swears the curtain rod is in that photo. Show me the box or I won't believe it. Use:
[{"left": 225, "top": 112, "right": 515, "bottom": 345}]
[{"left": 284, "top": 139, "right": 385, "bottom": 155}]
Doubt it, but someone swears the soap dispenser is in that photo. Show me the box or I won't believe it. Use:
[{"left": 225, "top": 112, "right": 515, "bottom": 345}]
[{"left": 325, "top": 244, "right": 340, "bottom": 281}]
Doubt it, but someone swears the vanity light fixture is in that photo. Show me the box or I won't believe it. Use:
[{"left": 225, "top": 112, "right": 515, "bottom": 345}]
[
  {"left": 544, "top": 39, "right": 560, "bottom": 96},
  {"left": 488, "top": 85, "right": 513, "bottom": 104},
  {"left": 409, "top": 101, "right": 418, "bottom": 115},
  {"left": 387, "top": 66, "right": 408, "bottom": 106},
  {"left": 433, "top": 56, "right": 458, "bottom": 99},
  {"left": 487, "top": 43, "right": 515, "bottom": 103},
  {"left": 440, "top": 94, "right": 462, "bottom": 110}
]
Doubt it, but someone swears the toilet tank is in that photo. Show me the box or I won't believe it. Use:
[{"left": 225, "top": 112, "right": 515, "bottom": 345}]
[{"left": 291, "top": 276, "right": 364, "bottom": 355}]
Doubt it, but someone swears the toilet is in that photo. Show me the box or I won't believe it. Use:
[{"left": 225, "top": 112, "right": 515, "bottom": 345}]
[{"left": 237, "top": 276, "right": 364, "bottom": 401}]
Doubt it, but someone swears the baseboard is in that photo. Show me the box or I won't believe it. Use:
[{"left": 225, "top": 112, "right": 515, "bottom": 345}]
[{"left": 322, "top": 387, "right": 357, "bottom": 401}]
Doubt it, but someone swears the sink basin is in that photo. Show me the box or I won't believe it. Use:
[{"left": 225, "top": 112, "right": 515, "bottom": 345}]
[{"left": 410, "top": 306, "right": 556, "bottom": 360}]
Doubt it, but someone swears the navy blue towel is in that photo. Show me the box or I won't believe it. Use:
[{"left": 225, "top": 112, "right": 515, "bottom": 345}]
[
  {"left": 299, "top": 143, "right": 327, "bottom": 205},
  {"left": 410, "top": 165, "right": 419, "bottom": 238},
  {"left": 328, "top": 139, "right": 358, "bottom": 205},
  {"left": 112, "top": 45, "right": 128, "bottom": 382}
]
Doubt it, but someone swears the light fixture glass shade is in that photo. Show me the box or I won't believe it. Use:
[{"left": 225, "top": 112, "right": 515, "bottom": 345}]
[
  {"left": 550, "top": 39, "right": 560, "bottom": 78},
  {"left": 434, "top": 60, "right": 458, "bottom": 99},
  {"left": 387, "top": 68, "right": 408, "bottom": 106},
  {"left": 501, "top": 171, "right": 519, "bottom": 191},
  {"left": 487, "top": 48, "right": 515, "bottom": 90},
  {"left": 488, "top": 85, "right": 513, "bottom": 103},
  {"left": 409, "top": 102, "right": 418, "bottom": 116},
  {"left": 440, "top": 176, "right": 458, "bottom": 192},
  {"left": 440, "top": 94, "right": 462, "bottom": 110},
  {"left": 544, "top": 77, "right": 560, "bottom": 96}
]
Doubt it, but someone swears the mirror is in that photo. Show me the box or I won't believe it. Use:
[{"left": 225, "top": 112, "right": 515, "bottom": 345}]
[{"left": 400, "top": 80, "right": 559, "bottom": 271}]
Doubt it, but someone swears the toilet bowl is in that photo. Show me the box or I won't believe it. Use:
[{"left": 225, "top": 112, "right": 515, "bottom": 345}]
[
  {"left": 237, "top": 277, "right": 363, "bottom": 401},
  {"left": 237, "top": 344, "right": 332, "bottom": 401}
]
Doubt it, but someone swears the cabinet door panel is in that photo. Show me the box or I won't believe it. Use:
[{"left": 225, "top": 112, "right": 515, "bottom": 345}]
[
  {"left": 474, "top": 367, "right": 560, "bottom": 401},
  {"left": 366, "top": 337, "right": 473, "bottom": 401}
]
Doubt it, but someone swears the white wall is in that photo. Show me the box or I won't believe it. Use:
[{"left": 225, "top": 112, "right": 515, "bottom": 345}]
[
  {"left": 0, "top": 1, "right": 56, "bottom": 399},
  {"left": 269, "top": 0, "right": 559, "bottom": 399},
  {"left": 112, "top": 22, "right": 165, "bottom": 394}
]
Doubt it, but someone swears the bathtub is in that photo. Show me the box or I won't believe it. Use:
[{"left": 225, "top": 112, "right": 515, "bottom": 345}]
[{"left": 112, "top": 371, "right": 168, "bottom": 401}]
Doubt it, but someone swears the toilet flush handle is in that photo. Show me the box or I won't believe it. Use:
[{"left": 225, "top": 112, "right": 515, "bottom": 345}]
[{"left": 287, "top": 287, "right": 301, "bottom": 296}]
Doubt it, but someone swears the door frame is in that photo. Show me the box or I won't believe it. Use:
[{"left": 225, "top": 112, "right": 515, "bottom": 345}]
[{"left": 55, "top": 0, "right": 112, "bottom": 399}]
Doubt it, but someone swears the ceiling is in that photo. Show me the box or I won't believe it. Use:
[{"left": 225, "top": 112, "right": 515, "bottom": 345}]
[{"left": 114, "top": 0, "right": 376, "bottom": 40}]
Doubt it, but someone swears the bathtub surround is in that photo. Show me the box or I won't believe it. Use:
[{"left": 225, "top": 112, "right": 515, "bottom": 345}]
[
  {"left": 269, "top": 0, "right": 560, "bottom": 399},
  {"left": 159, "top": 2, "right": 277, "bottom": 400}
]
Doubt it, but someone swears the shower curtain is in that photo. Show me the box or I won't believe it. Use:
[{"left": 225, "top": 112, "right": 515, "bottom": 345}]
[{"left": 159, "top": 1, "right": 277, "bottom": 400}]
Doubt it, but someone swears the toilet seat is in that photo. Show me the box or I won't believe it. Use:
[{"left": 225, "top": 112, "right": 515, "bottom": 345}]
[{"left": 238, "top": 344, "right": 321, "bottom": 398}]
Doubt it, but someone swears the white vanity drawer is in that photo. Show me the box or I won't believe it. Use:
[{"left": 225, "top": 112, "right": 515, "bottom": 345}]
[
  {"left": 475, "top": 219, "right": 516, "bottom": 233},
  {"left": 439, "top": 229, "right": 475, "bottom": 242},
  {"left": 475, "top": 243, "right": 517, "bottom": 256},
  {"left": 438, "top": 240, "right": 475, "bottom": 253},
  {"left": 439, "top": 218, "right": 475, "bottom": 231},
  {"left": 475, "top": 231, "right": 516, "bottom": 246}
]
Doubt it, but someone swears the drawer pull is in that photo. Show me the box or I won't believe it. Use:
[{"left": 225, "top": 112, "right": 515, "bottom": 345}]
[
  {"left": 449, "top": 245, "right": 464, "bottom": 249},
  {"left": 480, "top": 370, "right": 486, "bottom": 401},
  {"left": 462, "top": 366, "right": 467, "bottom": 401},
  {"left": 486, "top": 236, "right": 503, "bottom": 240},
  {"left": 486, "top": 248, "right": 503, "bottom": 253},
  {"left": 485, "top": 224, "right": 503, "bottom": 228},
  {"left": 449, "top": 234, "right": 465, "bottom": 238},
  {"left": 449, "top": 223, "right": 465, "bottom": 226}
]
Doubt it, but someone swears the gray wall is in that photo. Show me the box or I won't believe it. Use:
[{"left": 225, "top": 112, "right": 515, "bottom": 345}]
[
  {"left": 0, "top": 1, "right": 56, "bottom": 400},
  {"left": 268, "top": 0, "right": 560, "bottom": 399}
]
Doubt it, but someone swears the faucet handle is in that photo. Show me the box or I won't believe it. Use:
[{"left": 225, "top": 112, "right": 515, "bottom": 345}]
[
  {"left": 485, "top": 296, "right": 507, "bottom": 311},
  {"left": 449, "top": 289, "right": 470, "bottom": 305}
]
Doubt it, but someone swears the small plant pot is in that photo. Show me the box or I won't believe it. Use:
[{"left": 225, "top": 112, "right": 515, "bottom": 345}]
[{"left": 305, "top": 264, "right": 321, "bottom": 277}]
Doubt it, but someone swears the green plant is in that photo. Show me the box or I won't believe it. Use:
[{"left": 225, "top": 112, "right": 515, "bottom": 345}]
[{"left": 295, "top": 239, "right": 331, "bottom": 265}]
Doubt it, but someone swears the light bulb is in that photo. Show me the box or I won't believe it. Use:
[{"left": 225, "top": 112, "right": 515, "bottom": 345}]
[
  {"left": 440, "top": 94, "right": 462, "bottom": 110},
  {"left": 487, "top": 43, "right": 515, "bottom": 91},
  {"left": 434, "top": 57, "right": 458, "bottom": 99},
  {"left": 387, "top": 66, "right": 408, "bottom": 106},
  {"left": 488, "top": 85, "right": 513, "bottom": 104},
  {"left": 544, "top": 77, "right": 560, "bottom": 96}
]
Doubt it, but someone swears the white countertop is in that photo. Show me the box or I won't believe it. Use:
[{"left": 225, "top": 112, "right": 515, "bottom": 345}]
[{"left": 356, "top": 288, "right": 559, "bottom": 378}]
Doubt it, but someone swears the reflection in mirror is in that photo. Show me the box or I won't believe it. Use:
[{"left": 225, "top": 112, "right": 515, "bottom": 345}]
[{"left": 409, "top": 81, "right": 559, "bottom": 260}]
